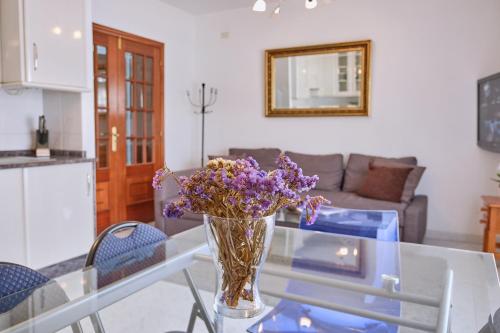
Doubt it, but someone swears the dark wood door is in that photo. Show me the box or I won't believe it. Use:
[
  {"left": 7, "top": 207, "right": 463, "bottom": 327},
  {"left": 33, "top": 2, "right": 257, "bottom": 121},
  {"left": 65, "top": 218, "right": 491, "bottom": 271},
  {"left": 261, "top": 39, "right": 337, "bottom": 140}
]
[{"left": 93, "top": 24, "right": 164, "bottom": 234}]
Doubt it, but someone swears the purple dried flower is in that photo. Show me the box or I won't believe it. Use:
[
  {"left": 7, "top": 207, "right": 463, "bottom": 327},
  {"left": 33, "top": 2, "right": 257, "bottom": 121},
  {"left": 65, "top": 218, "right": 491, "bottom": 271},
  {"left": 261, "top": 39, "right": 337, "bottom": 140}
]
[
  {"left": 152, "top": 169, "right": 166, "bottom": 190},
  {"left": 228, "top": 196, "right": 237, "bottom": 206},
  {"left": 260, "top": 199, "right": 272, "bottom": 211},
  {"left": 301, "top": 195, "right": 331, "bottom": 225},
  {"left": 245, "top": 228, "right": 254, "bottom": 238},
  {"left": 154, "top": 154, "right": 328, "bottom": 221},
  {"left": 246, "top": 157, "right": 260, "bottom": 169},
  {"left": 163, "top": 202, "right": 184, "bottom": 218}
]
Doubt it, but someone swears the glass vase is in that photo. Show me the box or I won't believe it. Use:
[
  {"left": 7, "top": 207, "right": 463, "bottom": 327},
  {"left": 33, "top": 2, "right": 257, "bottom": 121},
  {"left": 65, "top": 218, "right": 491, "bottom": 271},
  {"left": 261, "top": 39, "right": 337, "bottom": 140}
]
[{"left": 203, "top": 214, "right": 276, "bottom": 319}]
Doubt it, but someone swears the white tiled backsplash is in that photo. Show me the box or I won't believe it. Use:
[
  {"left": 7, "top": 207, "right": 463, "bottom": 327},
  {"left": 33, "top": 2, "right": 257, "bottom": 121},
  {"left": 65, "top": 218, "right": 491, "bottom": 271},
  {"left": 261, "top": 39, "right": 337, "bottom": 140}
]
[
  {"left": 43, "top": 91, "right": 83, "bottom": 151},
  {"left": 0, "top": 89, "right": 83, "bottom": 151},
  {"left": 0, "top": 89, "right": 43, "bottom": 150}
]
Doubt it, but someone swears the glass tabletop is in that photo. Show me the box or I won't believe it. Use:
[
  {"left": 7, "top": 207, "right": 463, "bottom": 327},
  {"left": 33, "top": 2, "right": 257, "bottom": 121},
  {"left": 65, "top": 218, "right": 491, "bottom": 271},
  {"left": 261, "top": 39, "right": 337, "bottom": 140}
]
[
  {"left": 0, "top": 226, "right": 498, "bottom": 333},
  {"left": 299, "top": 207, "right": 399, "bottom": 241}
]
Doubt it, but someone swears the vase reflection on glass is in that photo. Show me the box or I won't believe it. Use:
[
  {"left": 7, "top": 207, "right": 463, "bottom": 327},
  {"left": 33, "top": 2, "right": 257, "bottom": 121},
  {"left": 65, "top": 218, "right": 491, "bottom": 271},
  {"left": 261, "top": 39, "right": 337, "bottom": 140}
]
[{"left": 204, "top": 214, "right": 276, "bottom": 319}]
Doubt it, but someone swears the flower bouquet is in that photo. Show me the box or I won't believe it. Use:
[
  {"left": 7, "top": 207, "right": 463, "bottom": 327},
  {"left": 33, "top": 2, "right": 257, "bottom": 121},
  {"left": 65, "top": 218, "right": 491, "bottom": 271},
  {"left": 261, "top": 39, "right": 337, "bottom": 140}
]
[{"left": 153, "top": 155, "right": 329, "bottom": 318}]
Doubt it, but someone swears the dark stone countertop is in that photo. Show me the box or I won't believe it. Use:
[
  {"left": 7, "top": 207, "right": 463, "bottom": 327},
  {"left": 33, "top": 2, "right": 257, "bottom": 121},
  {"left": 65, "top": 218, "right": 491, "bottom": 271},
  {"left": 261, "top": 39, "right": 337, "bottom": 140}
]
[{"left": 0, "top": 150, "right": 94, "bottom": 170}]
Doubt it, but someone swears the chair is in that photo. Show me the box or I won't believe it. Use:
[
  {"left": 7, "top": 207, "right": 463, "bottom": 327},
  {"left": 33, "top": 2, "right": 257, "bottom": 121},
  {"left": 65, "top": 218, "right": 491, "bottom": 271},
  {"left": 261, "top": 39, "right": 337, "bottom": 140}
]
[
  {"left": 480, "top": 307, "right": 500, "bottom": 333},
  {"left": 0, "top": 262, "right": 82, "bottom": 332},
  {"left": 85, "top": 222, "right": 214, "bottom": 333}
]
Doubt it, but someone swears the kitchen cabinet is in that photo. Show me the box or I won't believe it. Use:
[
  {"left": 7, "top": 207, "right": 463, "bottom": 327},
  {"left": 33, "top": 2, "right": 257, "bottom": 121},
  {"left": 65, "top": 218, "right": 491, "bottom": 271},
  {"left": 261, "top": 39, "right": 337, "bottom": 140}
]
[
  {"left": 0, "top": 169, "right": 27, "bottom": 264},
  {"left": 294, "top": 52, "right": 361, "bottom": 97},
  {"left": 0, "top": 0, "right": 90, "bottom": 92},
  {"left": 0, "top": 162, "right": 95, "bottom": 269}
]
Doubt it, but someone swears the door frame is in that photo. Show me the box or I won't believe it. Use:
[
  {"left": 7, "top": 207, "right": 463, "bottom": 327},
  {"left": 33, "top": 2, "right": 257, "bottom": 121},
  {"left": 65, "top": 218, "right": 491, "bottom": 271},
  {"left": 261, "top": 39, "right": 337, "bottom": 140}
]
[{"left": 93, "top": 23, "right": 165, "bottom": 232}]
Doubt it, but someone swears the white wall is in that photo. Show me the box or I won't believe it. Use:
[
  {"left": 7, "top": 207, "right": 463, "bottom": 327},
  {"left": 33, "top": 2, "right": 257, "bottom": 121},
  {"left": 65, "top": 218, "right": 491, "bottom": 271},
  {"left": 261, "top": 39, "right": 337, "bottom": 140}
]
[
  {"left": 0, "top": 89, "right": 43, "bottom": 150},
  {"left": 91, "top": 0, "right": 198, "bottom": 170},
  {"left": 194, "top": 0, "right": 500, "bottom": 237}
]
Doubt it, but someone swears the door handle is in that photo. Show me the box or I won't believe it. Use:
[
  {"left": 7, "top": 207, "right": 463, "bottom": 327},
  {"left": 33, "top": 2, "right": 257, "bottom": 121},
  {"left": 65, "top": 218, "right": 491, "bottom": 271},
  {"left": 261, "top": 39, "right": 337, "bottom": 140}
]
[
  {"left": 87, "top": 174, "right": 92, "bottom": 197},
  {"left": 111, "top": 126, "right": 119, "bottom": 152},
  {"left": 33, "top": 43, "right": 39, "bottom": 71}
]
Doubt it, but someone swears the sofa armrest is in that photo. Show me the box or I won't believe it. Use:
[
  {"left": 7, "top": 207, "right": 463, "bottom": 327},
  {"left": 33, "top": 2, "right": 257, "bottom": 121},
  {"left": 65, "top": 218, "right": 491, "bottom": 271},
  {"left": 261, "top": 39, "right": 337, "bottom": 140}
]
[
  {"left": 154, "top": 168, "right": 200, "bottom": 229},
  {"left": 403, "top": 195, "right": 428, "bottom": 243}
]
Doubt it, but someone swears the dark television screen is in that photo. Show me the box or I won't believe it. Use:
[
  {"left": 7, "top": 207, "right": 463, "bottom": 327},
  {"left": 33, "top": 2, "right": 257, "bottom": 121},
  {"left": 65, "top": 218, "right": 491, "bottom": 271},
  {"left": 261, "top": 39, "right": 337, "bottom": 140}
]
[{"left": 478, "top": 73, "right": 500, "bottom": 152}]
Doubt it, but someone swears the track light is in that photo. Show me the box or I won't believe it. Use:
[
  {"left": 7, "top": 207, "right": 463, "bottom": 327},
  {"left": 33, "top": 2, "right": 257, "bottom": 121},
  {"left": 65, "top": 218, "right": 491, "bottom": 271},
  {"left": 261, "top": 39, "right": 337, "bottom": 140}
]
[
  {"left": 253, "top": 0, "right": 320, "bottom": 13},
  {"left": 305, "top": 0, "right": 318, "bottom": 9},
  {"left": 253, "top": 0, "right": 266, "bottom": 12}
]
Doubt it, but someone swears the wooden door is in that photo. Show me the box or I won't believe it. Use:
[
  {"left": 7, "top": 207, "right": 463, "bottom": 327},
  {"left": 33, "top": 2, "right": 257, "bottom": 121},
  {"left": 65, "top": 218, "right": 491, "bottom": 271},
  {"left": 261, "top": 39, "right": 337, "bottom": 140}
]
[{"left": 93, "top": 24, "right": 164, "bottom": 234}]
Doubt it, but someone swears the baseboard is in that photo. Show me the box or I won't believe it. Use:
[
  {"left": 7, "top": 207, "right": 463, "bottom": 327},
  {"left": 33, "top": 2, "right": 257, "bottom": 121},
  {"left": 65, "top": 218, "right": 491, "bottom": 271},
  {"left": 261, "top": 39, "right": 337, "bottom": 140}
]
[{"left": 425, "top": 229, "right": 483, "bottom": 244}]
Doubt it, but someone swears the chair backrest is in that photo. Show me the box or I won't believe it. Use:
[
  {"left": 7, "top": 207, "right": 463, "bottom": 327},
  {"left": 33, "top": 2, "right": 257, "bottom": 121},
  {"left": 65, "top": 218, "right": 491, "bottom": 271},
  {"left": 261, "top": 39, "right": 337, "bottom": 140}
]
[
  {"left": 0, "top": 263, "right": 49, "bottom": 299},
  {"left": 86, "top": 222, "right": 167, "bottom": 267},
  {"left": 83, "top": 223, "right": 166, "bottom": 333}
]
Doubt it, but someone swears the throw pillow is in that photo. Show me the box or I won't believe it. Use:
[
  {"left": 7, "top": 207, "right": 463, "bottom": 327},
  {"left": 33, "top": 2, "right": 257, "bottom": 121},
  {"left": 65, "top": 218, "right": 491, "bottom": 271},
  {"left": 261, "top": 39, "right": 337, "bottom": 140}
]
[
  {"left": 356, "top": 163, "right": 413, "bottom": 203},
  {"left": 371, "top": 159, "right": 426, "bottom": 203},
  {"left": 343, "top": 153, "right": 417, "bottom": 192}
]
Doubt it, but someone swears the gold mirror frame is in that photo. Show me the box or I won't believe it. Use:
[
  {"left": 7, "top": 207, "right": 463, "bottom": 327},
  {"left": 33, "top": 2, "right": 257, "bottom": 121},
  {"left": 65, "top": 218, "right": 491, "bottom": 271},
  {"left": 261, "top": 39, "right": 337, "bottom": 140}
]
[{"left": 265, "top": 40, "right": 371, "bottom": 117}]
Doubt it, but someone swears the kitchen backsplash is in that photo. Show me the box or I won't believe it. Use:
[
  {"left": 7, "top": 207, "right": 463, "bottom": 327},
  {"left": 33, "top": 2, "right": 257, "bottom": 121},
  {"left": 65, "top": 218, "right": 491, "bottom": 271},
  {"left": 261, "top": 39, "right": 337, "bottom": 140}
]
[
  {"left": 43, "top": 90, "right": 84, "bottom": 151},
  {"left": 0, "top": 89, "right": 43, "bottom": 150},
  {"left": 0, "top": 89, "right": 84, "bottom": 151}
]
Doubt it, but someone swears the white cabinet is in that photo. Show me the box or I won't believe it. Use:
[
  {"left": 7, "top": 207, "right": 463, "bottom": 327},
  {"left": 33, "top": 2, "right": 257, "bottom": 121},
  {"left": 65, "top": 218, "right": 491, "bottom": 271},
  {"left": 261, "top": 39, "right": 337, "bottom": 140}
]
[
  {"left": 0, "top": 0, "right": 90, "bottom": 92},
  {"left": 0, "top": 169, "right": 27, "bottom": 264},
  {"left": 0, "top": 162, "right": 95, "bottom": 269},
  {"left": 25, "top": 163, "right": 94, "bottom": 268}
]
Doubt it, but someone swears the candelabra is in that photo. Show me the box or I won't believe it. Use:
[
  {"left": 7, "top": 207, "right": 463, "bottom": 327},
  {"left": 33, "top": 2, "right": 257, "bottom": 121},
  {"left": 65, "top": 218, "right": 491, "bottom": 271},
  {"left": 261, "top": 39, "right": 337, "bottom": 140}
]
[{"left": 187, "top": 83, "right": 218, "bottom": 167}]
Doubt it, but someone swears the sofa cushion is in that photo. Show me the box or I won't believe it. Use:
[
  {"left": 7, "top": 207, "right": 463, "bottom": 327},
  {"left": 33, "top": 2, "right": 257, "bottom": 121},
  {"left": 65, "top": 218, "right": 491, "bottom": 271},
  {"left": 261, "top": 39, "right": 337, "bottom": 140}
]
[
  {"left": 308, "top": 190, "right": 408, "bottom": 226},
  {"left": 356, "top": 163, "right": 413, "bottom": 203},
  {"left": 343, "top": 154, "right": 417, "bottom": 193},
  {"left": 229, "top": 148, "right": 281, "bottom": 171},
  {"left": 284, "top": 151, "right": 344, "bottom": 191},
  {"left": 371, "top": 160, "right": 426, "bottom": 204}
]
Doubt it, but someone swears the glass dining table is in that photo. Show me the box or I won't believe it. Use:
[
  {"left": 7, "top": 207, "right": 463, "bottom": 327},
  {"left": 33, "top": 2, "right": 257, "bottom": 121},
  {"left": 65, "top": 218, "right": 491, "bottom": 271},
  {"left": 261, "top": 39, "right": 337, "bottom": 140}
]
[{"left": 0, "top": 225, "right": 499, "bottom": 333}]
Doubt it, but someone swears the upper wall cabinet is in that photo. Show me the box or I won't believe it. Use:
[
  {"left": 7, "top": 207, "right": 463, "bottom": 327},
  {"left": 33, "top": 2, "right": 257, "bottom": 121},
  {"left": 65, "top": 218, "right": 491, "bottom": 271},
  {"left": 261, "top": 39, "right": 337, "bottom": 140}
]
[{"left": 0, "top": 0, "right": 90, "bottom": 92}]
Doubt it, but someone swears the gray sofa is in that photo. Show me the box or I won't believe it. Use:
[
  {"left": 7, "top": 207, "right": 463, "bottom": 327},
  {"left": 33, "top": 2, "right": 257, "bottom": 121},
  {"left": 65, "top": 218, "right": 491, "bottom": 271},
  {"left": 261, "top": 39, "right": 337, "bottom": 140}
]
[{"left": 155, "top": 148, "right": 427, "bottom": 243}]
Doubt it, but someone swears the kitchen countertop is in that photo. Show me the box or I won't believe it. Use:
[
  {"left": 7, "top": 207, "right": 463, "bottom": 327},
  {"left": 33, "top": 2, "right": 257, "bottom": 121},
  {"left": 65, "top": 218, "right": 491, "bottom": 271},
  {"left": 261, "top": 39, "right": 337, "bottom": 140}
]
[{"left": 0, "top": 150, "right": 94, "bottom": 170}]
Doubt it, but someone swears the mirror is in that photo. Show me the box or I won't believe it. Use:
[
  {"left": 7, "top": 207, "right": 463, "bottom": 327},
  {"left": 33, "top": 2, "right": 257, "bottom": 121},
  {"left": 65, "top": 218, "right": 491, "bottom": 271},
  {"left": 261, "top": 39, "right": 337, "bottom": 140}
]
[{"left": 265, "top": 40, "right": 371, "bottom": 117}]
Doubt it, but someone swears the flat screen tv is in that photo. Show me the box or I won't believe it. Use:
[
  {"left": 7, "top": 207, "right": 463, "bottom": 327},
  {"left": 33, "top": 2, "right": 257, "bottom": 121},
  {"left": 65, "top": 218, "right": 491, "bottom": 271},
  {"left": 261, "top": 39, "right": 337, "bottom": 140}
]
[{"left": 478, "top": 72, "right": 500, "bottom": 152}]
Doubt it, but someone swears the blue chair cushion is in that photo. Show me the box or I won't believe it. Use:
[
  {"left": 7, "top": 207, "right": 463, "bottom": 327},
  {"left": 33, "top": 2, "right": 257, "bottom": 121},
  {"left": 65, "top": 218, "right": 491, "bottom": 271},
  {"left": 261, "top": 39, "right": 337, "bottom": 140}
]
[{"left": 0, "top": 264, "right": 49, "bottom": 313}]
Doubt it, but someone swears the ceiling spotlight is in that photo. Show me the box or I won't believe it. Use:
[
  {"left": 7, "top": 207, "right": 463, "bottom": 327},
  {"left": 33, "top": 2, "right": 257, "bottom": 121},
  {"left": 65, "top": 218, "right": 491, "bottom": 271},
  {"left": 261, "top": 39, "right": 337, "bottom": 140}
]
[
  {"left": 305, "top": 0, "right": 318, "bottom": 9},
  {"left": 253, "top": 0, "right": 266, "bottom": 12},
  {"left": 273, "top": 4, "right": 281, "bottom": 15}
]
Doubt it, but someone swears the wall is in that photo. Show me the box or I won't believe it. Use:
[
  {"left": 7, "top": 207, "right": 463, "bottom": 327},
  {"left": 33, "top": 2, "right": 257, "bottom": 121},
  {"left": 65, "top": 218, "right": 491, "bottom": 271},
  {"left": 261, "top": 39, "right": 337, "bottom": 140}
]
[
  {"left": 194, "top": 0, "right": 500, "bottom": 237},
  {"left": 91, "top": 0, "right": 198, "bottom": 170},
  {"left": 0, "top": 89, "right": 43, "bottom": 150}
]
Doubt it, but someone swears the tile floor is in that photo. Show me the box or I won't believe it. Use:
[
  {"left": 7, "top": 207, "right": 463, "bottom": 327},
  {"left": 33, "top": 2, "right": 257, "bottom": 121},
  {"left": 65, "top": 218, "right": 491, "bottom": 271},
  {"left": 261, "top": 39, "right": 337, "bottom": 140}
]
[{"left": 423, "top": 237, "right": 500, "bottom": 273}]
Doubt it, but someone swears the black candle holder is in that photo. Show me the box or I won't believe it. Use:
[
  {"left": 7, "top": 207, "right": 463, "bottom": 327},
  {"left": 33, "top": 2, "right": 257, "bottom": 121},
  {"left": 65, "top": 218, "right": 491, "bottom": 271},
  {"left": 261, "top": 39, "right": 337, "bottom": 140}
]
[{"left": 187, "top": 83, "right": 218, "bottom": 167}]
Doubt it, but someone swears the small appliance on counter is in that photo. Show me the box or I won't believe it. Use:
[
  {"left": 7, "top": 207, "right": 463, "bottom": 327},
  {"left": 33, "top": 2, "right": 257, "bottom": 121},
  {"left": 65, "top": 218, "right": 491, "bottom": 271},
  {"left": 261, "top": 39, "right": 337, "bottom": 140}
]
[{"left": 35, "top": 115, "right": 50, "bottom": 157}]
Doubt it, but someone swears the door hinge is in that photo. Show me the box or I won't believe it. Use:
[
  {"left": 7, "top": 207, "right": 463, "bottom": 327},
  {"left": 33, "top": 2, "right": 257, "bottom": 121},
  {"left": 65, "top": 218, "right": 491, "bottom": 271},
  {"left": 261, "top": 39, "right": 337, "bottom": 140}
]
[{"left": 118, "top": 37, "right": 122, "bottom": 50}]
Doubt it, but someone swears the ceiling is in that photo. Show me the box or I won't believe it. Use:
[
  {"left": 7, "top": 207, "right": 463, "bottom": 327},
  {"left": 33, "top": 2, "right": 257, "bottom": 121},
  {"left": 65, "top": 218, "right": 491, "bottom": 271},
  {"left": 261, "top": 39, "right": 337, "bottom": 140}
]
[{"left": 160, "top": 0, "right": 255, "bottom": 15}]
